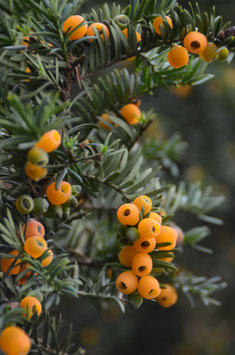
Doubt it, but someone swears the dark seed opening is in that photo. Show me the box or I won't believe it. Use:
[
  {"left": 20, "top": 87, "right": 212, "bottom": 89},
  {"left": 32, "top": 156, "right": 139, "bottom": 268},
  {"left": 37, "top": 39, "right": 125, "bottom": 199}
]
[
  {"left": 124, "top": 208, "right": 131, "bottom": 216},
  {"left": 161, "top": 297, "right": 167, "bottom": 301},
  {"left": 120, "top": 281, "right": 127, "bottom": 290},
  {"left": 138, "top": 266, "right": 146, "bottom": 272},
  {"left": 141, "top": 241, "right": 150, "bottom": 248},
  {"left": 22, "top": 199, "right": 31, "bottom": 210},
  {"left": 143, "top": 198, "right": 149, "bottom": 204},
  {"left": 152, "top": 226, "right": 156, "bottom": 232},
  {"left": 191, "top": 40, "right": 200, "bottom": 49},
  {"left": 37, "top": 240, "right": 44, "bottom": 248},
  {"left": 119, "top": 16, "right": 128, "bottom": 24},
  {"left": 149, "top": 288, "right": 157, "bottom": 296},
  {"left": 37, "top": 226, "right": 42, "bottom": 234}
]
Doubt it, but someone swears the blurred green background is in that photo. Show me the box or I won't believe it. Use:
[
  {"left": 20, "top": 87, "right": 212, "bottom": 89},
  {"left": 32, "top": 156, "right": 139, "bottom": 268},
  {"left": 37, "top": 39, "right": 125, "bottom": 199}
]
[{"left": 62, "top": 1, "right": 235, "bottom": 354}]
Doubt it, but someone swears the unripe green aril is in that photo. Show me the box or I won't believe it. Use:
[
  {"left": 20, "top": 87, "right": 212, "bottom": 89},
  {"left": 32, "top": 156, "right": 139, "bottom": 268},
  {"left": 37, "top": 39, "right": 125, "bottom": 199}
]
[
  {"left": 63, "top": 195, "right": 78, "bottom": 208},
  {"left": 126, "top": 227, "right": 139, "bottom": 243},
  {"left": 72, "top": 185, "right": 81, "bottom": 196},
  {"left": 33, "top": 197, "right": 49, "bottom": 214},
  {"left": 44, "top": 205, "right": 63, "bottom": 218},
  {"left": 27, "top": 147, "right": 49, "bottom": 166},
  {"left": 63, "top": 206, "right": 70, "bottom": 217},
  {"left": 114, "top": 14, "right": 130, "bottom": 29},
  {"left": 16, "top": 195, "right": 34, "bottom": 214},
  {"left": 218, "top": 47, "right": 229, "bottom": 61}
]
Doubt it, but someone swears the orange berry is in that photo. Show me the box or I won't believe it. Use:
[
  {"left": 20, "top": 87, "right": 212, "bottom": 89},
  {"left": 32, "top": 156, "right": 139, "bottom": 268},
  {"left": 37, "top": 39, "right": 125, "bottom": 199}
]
[
  {"left": 149, "top": 212, "right": 162, "bottom": 225},
  {"left": 153, "top": 16, "right": 173, "bottom": 36},
  {"left": 156, "top": 225, "right": 177, "bottom": 250},
  {"left": 20, "top": 296, "right": 42, "bottom": 319},
  {"left": 120, "top": 103, "right": 141, "bottom": 125},
  {"left": 24, "top": 236, "right": 47, "bottom": 258},
  {"left": 87, "top": 22, "right": 109, "bottom": 43},
  {"left": 117, "top": 203, "right": 140, "bottom": 226},
  {"left": 99, "top": 113, "right": 115, "bottom": 130},
  {"left": 0, "top": 326, "right": 31, "bottom": 355},
  {"left": 116, "top": 271, "right": 138, "bottom": 295},
  {"left": 131, "top": 253, "right": 152, "bottom": 277},
  {"left": 1, "top": 250, "right": 21, "bottom": 275},
  {"left": 172, "top": 84, "right": 192, "bottom": 98},
  {"left": 138, "top": 275, "right": 161, "bottom": 299},
  {"left": 118, "top": 246, "right": 137, "bottom": 267},
  {"left": 46, "top": 181, "right": 72, "bottom": 205},
  {"left": 167, "top": 45, "right": 189, "bottom": 68},
  {"left": 133, "top": 195, "right": 152, "bottom": 215},
  {"left": 158, "top": 252, "right": 174, "bottom": 263},
  {"left": 138, "top": 218, "right": 161, "bottom": 239},
  {"left": 21, "top": 219, "right": 45, "bottom": 240},
  {"left": 22, "top": 35, "right": 30, "bottom": 46},
  {"left": 156, "top": 284, "right": 178, "bottom": 307},
  {"left": 41, "top": 249, "right": 53, "bottom": 267},
  {"left": 25, "top": 161, "right": 47, "bottom": 181},
  {"left": 199, "top": 42, "right": 218, "bottom": 63},
  {"left": 183, "top": 31, "right": 208, "bottom": 54},
  {"left": 35, "top": 129, "right": 61, "bottom": 153},
  {"left": 134, "top": 236, "right": 156, "bottom": 253},
  {"left": 122, "top": 28, "right": 141, "bottom": 43},
  {"left": 62, "top": 15, "right": 88, "bottom": 40}
]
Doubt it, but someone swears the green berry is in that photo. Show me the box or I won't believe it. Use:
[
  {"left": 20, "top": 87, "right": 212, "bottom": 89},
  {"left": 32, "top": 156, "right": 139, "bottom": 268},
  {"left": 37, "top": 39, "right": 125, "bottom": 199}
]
[
  {"left": 126, "top": 227, "right": 139, "bottom": 243},
  {"left": 218, "top": 47, "right": 229, "bottom": 62},
  {"left": 71, "top": 185, "right": 81, "bottom": 196},
  {"left": 27, "top": 147, "right": 49, "bottom": 166},
  {"left": 16, "top": 195, "right": 34, "bottom": 214},
  {"left": 33, "top": 197, "right": 49, "bottom": 214},
  {"left": 44, "top": 205, "right": 63, "bottom": 219},
  {"left": 114, "top": 14, "right": 130, "bottom": 30}
]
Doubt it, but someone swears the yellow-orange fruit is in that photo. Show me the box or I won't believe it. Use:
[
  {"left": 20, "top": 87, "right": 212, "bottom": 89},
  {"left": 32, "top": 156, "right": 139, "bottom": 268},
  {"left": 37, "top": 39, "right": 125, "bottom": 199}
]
[
  {"left": 138, "top": 275, "right": 161, "bottom": 299},
  {"left": 41, "top": 249, "right": 53, "bottom": 267},
  {"left": 118, "top": 246, "right": 137, "bottom": 267},
  {"left": 183, "top": 31, "right": 208, "bottom": 54},
  {"left": 158, "top": 252, "right": 174, "bottom": 263},
  {"left": 0, "top": 326, "right": 31, "bottom": 355},
  {"left": 120, "top": 103, "right": 141, "bottom": 125},
  {"left": 24, "top": 236, "right": 47, "bottom": 258},
  {"left": 99, "top": 113, "right": 116, "bottom": 130},
  {"left": 172, "top": 84, "right": 192, "bottom": 98},
  {"left": 122, "top": 28, "right": 141, "bottom": 43},
  {"left": 25, "top": 161, "right": 47, "bottom": 181},
  {"left": 20, "top": 296, "right": 42, "bottom": 319},
  {"left": 156, "top": 283, "right": 178, "bottom": 307},
  {"left": 87, "top": 22, "right": 109, "bottom": 43},
  {"left": 156, "top": 225, "right": 177, "bottom": 250},
  {"left": 116, "top": 271, "right": 138, "bottom": 294},
  {"left": 133, "top": 195, "right": 152, "bottom": 215},
  {"left": 199, "top": 42, "right": 218, "bottom": 63},
  {"left": 62, "top": 15, "right": 88, "bottom": 40},
  {"left": 131, "top": 253, "right": 152, "bottom": 277},
  {"left": 138, "top": 218, "right": 161, "bottom": 239},
  {"left": 117, "top": 203, "right": 140, "bottom": 226},
  {"left": 134, "top": 236, "right": 156, "bottom": 253},
  {"left": 149, "top": 212, "right": 162, "bottom": 225},
  {"left": 22, "top": 36, "right": 30, "bottom": 46},
  {"left": 46, "top": 181, "right": 72, "bottom": 206},
  {"left": 35, "top": 129, "right": 61, "bottom": 153},
  {"left": 0, "top": 250, "right": 21, "bottom": 275},
  {"left": 153, "top": 16, "right": 173, "bottom": 36},
  {"left": 21, "top": 219, "right": 45, "bottom": 240},
  {"left": 167, "top": 45, "right": 189, "bottom": 68}
]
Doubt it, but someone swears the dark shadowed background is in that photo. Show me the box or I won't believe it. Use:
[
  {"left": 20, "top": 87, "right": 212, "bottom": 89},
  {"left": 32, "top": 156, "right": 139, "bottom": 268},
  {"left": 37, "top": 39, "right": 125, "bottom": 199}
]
[{"left": 61, "top": 1, "right": 235, "bottom": 354}]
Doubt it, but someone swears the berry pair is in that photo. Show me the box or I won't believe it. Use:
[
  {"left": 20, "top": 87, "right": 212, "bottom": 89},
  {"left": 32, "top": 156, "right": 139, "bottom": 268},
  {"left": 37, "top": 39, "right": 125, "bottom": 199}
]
[{"left": 25, "top": 129, "right": 61, "bottom": 181}]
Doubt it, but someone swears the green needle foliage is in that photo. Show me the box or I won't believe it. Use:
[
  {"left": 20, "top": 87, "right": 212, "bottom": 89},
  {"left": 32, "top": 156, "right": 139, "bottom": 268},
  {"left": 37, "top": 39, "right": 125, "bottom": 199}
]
[{"left": 0, "top": 0, "right": 233, "bottom": 353}]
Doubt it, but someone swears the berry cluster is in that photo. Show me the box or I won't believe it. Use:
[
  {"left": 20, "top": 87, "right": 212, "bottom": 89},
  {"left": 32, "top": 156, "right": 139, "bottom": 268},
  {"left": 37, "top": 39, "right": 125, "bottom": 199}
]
[
  {"left": 153, "top": 15, "right": 229, "bottom": 68},
  {"left": 116, "top": 195, "right": 178, "bottom": 307},
  {"left": 1, "top": 219, "right": 53, "bottom": 285}
]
